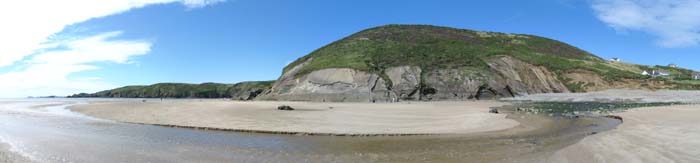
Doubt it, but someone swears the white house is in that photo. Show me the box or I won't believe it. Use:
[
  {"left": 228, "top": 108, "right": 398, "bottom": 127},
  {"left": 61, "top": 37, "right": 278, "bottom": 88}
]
[
  {"left": 693, "top": 72, "right": 700, "bottom": 80},
  {"left": 610, "top": 57, "right": 621, "bottom": 62},
  {"left": 653, "top": 70, "right": 671, "bottom": 78},
  {"left": 668, "top": 64, "right": 678, "bottom": 68},
  {"left": 643, "top": 70, "right": 671, "bottom": 78}
]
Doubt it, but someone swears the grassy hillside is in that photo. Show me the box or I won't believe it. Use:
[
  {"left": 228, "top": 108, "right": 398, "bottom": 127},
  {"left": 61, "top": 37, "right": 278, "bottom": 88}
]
[
  {"left": 69, "top": 81, "right": 274, "bottom": 99},
  {"left": 284, "top": 24, "right": 696, "bottom": 90},
  {"left": 72, "top": 25, "right": 700, "bottom": 99},
  {"left": 287, "top": 25, "right": 604, "bottom": 75}
]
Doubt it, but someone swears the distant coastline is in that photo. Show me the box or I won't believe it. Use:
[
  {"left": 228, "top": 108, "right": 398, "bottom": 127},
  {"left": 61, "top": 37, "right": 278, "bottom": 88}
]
[{"left": 68, "top": 81, "right": 274, "bottom": 100}]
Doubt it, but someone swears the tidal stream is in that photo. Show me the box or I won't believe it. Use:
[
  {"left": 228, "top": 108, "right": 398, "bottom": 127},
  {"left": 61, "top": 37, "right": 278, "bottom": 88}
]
[{"left": 0, "top": 99, "right": 628, "bottom": 163}]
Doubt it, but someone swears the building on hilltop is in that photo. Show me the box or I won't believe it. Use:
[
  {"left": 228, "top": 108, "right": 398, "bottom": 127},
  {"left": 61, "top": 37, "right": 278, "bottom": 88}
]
[{"left": 642, "top": 70, "right": 671, "bottom": 78}]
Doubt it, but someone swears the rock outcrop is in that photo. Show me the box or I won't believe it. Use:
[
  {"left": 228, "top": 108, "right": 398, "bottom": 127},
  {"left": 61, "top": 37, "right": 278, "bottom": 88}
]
[
  {"left": 259, "top": 59, "right": 395, "bottom": 102},
  {"left": 423, "top": 69, "right": 486, "bottom": 100},
  {"left": 259, "top": 56, "right": 570, "bottom": 102},
  {"left": 385, "top": 66, "right": 422, "bottom": 100},
  {"left": 486, "top": 55, "right": 569, "bottom": 96}
]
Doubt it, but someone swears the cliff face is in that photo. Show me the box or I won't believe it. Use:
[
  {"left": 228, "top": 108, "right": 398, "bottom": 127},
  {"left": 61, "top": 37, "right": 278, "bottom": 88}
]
[
  {"left": 255, "top": 25, "right": 601, "bottom": 102},
  {"left": 258, "top": 59, "right": 388, "bottom": 102},
  {"left": 259, "top": 55, "right": 570, "bottom": 102}
]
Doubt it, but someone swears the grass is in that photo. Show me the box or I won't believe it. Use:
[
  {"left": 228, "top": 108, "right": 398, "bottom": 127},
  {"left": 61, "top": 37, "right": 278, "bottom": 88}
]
[
  {"left": 69, "top": 81, "right": 275, "bottom": 98},
  {"left": 646, "top": 65, "right": 696, "bottom": 80},
  {"left": 287, "top": 25, "right": 602, "bottom": 77},
  {"left": 284, "top": 24, "right": 659, "bottom": 91},
  {"left": 76, "top": 25, "right": 700, "bottom": 98}
]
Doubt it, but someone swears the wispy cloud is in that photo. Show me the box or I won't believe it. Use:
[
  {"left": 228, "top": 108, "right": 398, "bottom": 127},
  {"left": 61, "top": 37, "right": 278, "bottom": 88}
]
[
  {"left": 0, "top": 32, "right": 151, "bottom": 97},
  {"left": 0, "top": 0, "right": 225, "bottom": 97},
  {"left": 592, "top": 0, "right": 700, "bottom": 47},
  {"left": 0, "top": 0, "right": 225, "bottom": 67},
  {"left": 182, "top": 0, "right": 226, "bottom": 8}
]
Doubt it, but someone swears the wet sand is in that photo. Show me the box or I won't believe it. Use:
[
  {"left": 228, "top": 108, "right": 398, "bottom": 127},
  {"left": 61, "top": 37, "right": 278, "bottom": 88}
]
[
  {"left": 507, "top": 90, "right": 700, "bottom": 162},
  {"left": 69, "top": 101, "right": 519, "bottom": 135},
  {"left": 549, "top": 104, "right": 700, "bottom": 162},
  {"left": 4, "top": 100, "right": 617, "bottom": 162},
  {"left": 17, "top": 95, "right": 700, "bottom": 162},
  {"left": 0, "top": 142, "right": 29, "bottom": 163}
]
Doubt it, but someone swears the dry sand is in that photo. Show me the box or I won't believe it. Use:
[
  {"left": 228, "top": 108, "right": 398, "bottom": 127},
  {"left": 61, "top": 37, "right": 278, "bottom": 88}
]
[
  {"left": 549, "top": 104, "right": 700, "bottom": 162},
  {"left": 69, "top": 101, "right": 519, "bottom": 135}
]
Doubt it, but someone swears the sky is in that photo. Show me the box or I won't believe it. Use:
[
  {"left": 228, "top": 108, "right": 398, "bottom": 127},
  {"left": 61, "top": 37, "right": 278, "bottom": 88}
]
[{"left": 1, "top": 0, "right": 699, "bottom": 97}]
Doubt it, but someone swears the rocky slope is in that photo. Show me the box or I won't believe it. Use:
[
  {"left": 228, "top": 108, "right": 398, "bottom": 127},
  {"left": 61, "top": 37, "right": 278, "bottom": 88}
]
[
  {"left": 258, "top": 55, "right": 569, "bottom": 102},
  {"left": 258, "top": 25, "right": 696, "bottom": 102}
]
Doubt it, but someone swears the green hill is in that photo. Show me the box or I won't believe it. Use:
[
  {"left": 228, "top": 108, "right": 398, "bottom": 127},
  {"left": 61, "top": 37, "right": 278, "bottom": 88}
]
[
  {"left": 72, "top": 25, "right": 700, "bottom": 101},
  {"left": 69, "top": 81, "right": 274, "bottom": 99},
  {"left": 283, "top": 25, "right": 695, "bottom": 92},
  {"left": 260, "top": 25, "right": 700, "bottom": 102},
  {"left": 288, "top": 25, "right": 605, "bottom": 77}
]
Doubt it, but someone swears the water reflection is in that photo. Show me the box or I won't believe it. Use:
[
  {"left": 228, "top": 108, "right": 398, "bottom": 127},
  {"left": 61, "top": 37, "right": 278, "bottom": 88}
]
[{"left": 0, "top": 100, "right": 623, "bottom": 163}]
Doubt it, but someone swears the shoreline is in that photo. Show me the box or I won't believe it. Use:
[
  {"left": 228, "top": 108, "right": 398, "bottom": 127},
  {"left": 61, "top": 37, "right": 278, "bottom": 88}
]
[
  {"left": 121, "top": 122, "right": 438, "bottom": 136},
  {"left": 69, "top": 101, "right": 520, "bottom": 136},
  {"left": 1, "top": 100, "right": 621, "bottom": 162},
  {"left": 0, "top": 142, "right": 30, "bottom": 163},
  {"left": 549, "top": 104, "right": 700, "bottom": 162}
]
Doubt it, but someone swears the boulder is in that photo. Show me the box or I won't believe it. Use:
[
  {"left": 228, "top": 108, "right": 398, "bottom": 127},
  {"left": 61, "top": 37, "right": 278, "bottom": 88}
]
[{"left": 277, "top": 105, "right": 295, "bottom": 111}]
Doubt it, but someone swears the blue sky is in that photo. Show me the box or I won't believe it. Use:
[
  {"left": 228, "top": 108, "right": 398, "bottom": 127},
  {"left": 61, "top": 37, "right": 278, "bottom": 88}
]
[{"left": 1, "top": 0, "right": 699, "bottom": 97}]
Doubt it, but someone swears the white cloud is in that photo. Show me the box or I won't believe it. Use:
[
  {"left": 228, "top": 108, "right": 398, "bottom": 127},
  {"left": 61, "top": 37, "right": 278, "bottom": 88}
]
[
  {"left": 182, "top": 0, "right": 226, "bottom": 8},
  {"left": 0, "top": 0, "right": 224, "bottom": 97},
  {"left": 0, "top": 0, "right": 225, "bottom": 67},
  {"left": 592, "top": 0, "right": 700, "bottom": 47},
  {"left": 0, "top": 31, "right": 151, "bottom": 97}
]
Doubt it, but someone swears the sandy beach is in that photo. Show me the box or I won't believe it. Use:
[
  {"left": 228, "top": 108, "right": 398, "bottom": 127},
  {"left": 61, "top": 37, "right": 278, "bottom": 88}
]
[
  {"left": 70, "top": 101, "right": 519, "bottom": 135},
  {"left": 61, "top": 90, "right": 700, "bottom": 162},
  {"left": 549, "top": 104, "right": 700, "bottom": 162},
  {"left": 504, "top": 90, "right": 700, "bottom": 162}
]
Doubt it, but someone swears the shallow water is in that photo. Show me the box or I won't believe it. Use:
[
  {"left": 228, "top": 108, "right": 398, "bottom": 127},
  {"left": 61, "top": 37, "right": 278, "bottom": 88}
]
[{"left": 0, "top": 99, "right": 621, "bottom": 163}]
